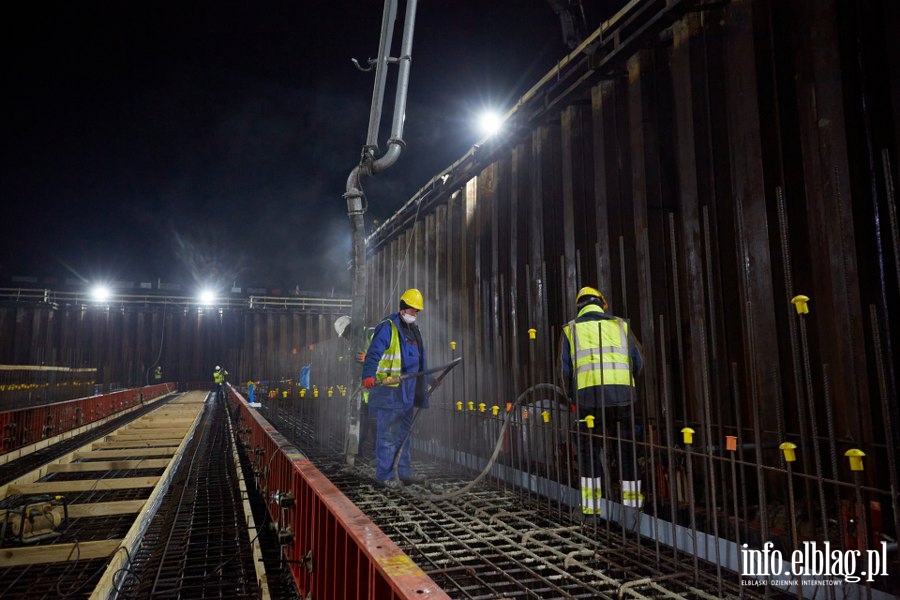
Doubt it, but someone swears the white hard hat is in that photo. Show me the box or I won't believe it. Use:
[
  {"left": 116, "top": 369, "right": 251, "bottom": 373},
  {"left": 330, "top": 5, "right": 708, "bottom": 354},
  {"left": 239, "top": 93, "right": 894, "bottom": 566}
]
[
  {"left": 334, "top": 315, "right": 351, "bottom": 337},
  {"left": 215, "top": 365, "right": 221, "bottom": 370}
]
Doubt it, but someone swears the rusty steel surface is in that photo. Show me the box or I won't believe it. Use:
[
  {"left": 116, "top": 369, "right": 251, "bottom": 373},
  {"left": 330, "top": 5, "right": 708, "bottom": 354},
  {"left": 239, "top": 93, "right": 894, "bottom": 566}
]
[
  {"left": 257, "top": 1, "right": 900, "bottom": 597},
  {"left": 0, "top": 294, "right": 348, "bottom": 389},
  {"left": 0, "top": 0, "right": 897, "bottom": 598}
]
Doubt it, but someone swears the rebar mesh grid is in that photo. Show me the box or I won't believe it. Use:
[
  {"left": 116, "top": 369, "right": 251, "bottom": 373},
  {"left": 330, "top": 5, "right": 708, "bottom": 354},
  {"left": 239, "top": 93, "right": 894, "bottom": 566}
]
[{"left": 116, "top": 396, "right": 260, "bottom": 599}]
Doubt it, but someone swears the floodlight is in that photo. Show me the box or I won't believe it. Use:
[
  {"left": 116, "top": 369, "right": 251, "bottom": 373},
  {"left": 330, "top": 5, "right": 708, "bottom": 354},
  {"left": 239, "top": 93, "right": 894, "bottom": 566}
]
[
  {"left": 199, "top": 289, "right": 216, "bottom": 305},
  {"left": 478, "top": 111, "right": 504, "bottom": 137},
  {"left": 91, "top": 285, "right": 111, "bottom": 302}
]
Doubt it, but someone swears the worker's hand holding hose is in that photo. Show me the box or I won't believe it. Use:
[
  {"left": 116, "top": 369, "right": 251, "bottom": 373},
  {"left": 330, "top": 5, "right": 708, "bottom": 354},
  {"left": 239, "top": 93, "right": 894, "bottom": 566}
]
[{"left": 363, "top": 377, "right": 376, "bottom": 389}]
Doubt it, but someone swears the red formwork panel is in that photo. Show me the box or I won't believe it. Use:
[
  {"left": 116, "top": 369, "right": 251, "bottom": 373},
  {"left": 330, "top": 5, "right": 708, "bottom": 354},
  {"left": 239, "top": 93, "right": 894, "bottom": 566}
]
[
  {"left": 0, "top": 383, "right": 175, "bottom": 456},
  {"left": 227, "top": 386, "right": 450, "bottom": 600},
  {"left": 0, "top": 411, "right": 10, "bottom": 449}
]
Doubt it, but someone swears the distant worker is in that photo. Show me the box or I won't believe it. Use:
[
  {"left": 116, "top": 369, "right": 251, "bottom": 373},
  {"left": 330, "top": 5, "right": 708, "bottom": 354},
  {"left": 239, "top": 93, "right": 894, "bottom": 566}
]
[
  {"left": 213, "top": 365, "right": 229, "bottom": 401},
  {"left": 154, "top": 365, "right": 162, "bottom": 382},
  {"left": 560, "top": 286, "right": 644, "bottom": 519},
  {"left": 336, "top": 315, "right": 377, "bottom": 459},
  {"left": 362, "top": 289, "right": 429, "bottom": 488},
  {"left": 247, "top": 380, "right": 256, "bottom": 404}
]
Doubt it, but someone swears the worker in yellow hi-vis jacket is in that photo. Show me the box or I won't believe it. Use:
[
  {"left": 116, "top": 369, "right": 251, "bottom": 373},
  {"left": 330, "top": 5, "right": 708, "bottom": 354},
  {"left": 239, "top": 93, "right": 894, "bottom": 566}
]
[
  {"left": 561, "top": 286, "right": 643, "bottom": 519},
  {"left": 213, "top": 365, "right": 228, "bottom": 401}
]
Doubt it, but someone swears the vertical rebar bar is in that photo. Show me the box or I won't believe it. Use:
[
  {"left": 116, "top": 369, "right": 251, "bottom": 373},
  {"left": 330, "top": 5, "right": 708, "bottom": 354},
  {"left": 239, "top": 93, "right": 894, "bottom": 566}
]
[
  {"left": 728, "top": 436, "right": 742, "bottom": 590},
  {"left": 782, "top": 454, "right": 802, "bottom": 599},
  {"left": 878, "top": 149, "right": 900, "bottom": 445},
  {"left": 619, "top": 236, "right": 628, "bottom": 318},
  {"left": 868, "top": 305, "right": 900, "bottom": 553},
  {"left": 776, "top": 186, "right": 819, "bottom": 535},
  {"left": 730, "top": 363, "right": 750, "bottom": 561},
  {"left": 660, "top": 315, "right": 679, "bottom": 565},
  {"left": 820, "top": 364, "right": 842, "bottom": 600},
  {"left": 851, "top": 466, "right": 872, "bottom": 600},
  {"left": 683, "top": 432, "right": 699, "bottom": 585},
  {"left": 796, "top": 308, "right": 831, "bottom": 552}
]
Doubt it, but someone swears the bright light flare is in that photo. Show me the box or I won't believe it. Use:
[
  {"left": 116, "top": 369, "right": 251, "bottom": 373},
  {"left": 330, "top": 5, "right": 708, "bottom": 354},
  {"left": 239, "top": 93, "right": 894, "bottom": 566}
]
[
  {"left": 198, "top": 289, "right": 216, "bottom": 305},
  {"left": 478, "top": 111, "right": 504, "bottom": 137},
  {"left": 90, "top": 284, "right": 111, "bottom": 302}
]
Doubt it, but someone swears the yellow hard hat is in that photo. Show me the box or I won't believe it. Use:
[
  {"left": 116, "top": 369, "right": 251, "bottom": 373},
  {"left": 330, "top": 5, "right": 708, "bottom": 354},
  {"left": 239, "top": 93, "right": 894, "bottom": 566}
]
[
  {"left": 400, "top": 288, "right": 424, "bottom": 311},
  {"left": 575, "top": 286, "right": 608, "bottom": 311}
]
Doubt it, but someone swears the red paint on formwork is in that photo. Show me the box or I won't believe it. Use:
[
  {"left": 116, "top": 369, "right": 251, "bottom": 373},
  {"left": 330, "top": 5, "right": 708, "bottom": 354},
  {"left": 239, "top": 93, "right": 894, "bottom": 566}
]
[{"left": 296, "top": 461, "right": 449, "bottom": 599}]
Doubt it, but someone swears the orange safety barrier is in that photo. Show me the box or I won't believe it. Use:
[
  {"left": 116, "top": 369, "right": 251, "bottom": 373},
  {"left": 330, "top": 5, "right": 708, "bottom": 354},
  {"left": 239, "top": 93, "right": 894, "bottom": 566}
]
[{"left": 227, "top": 386, "right": 450, "bottom": 600}]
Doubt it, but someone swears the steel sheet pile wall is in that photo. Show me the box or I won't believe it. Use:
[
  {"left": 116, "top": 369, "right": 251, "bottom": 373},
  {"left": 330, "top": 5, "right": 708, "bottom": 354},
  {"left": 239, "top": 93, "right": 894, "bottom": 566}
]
[
  {"left": 0, "top": 297, "right": 345, "bottom": 388},
  {"left": 0, "top": 365, "right": 97, "bottom": 409},
  {"left": 358, "top": 0, "right": 898, "bottom": 594}
]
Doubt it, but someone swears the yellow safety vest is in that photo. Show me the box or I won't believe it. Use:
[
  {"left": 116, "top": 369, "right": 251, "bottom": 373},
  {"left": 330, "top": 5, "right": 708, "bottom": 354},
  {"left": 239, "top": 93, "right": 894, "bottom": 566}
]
[
  {"left": 563, "top": 305, "right": 634, "bottom": 389},
  {"left": 375, "top": 319, "right": 401, "bottom": 387}
]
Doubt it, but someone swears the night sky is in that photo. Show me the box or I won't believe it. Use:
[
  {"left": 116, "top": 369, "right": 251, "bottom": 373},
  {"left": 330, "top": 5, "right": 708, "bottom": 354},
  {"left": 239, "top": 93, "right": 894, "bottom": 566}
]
[{"left": 3, "top": 1, "right": 574, "bottom": 295}]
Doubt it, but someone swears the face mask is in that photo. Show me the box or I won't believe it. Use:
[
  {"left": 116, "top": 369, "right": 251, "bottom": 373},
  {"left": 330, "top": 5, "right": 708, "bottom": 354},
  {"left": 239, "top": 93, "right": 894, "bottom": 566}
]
[{"left": 401, "top": 312, "right": 417, "bottom": 325}]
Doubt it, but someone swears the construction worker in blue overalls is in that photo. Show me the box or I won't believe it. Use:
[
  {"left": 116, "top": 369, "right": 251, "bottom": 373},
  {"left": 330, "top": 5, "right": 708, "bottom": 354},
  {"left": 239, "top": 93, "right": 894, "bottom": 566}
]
[
  {"left": 561, "top": 286, "right": 644, "bottom": 520},
  {"left": 362, "top": 289, "right": 428, "bottom": 488}
]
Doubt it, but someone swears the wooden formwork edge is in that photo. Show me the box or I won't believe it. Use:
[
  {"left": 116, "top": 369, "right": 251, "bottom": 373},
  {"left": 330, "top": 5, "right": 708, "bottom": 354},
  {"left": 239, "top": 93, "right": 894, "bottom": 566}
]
[{"left": 227, "top": 394, "right": 272, "bottom": 600}]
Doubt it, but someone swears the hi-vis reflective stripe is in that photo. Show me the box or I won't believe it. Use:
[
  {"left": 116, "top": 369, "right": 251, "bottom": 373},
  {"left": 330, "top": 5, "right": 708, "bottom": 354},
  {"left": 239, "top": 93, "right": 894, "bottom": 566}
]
[
  {"left": 622, "top": 480, "right": 644, "bottom": 508},
  {"left": 577, "top": 361, "right": 631, "bottom": 372},
  {"left": 375, "top": 353, "right": 401, "bottom": 373},
  {"left": 580, "top": 477, "right": 602, "bottom": 514}
]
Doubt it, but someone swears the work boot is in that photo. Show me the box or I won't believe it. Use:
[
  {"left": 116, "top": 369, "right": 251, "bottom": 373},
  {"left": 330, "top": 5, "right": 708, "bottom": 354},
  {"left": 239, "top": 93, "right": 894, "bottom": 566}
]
[
  {"left": 400, "top": 473, "right": 426, "bottom": 485},
  {"left": 377, "top": 478, "right": 404, "bottom": 490}
]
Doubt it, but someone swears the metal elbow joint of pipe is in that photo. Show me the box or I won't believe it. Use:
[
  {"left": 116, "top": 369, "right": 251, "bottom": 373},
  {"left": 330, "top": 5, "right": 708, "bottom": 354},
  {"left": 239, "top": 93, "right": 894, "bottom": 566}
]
[
  {"left": 344, "top": 168, "right": 365, "bottom": 216},
  {"left": 371, "top": 138, "right": 405, "bottom": 174}
]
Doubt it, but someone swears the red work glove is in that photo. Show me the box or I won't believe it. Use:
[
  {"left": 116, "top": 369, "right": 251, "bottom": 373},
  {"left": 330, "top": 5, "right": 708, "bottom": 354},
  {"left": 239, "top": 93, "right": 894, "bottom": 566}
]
[
  {"left": 356, "top": 352, "right": 366, "bottom": 363},
  {"left": 363, "top": 377, "right": 376, "bottom": 389}
]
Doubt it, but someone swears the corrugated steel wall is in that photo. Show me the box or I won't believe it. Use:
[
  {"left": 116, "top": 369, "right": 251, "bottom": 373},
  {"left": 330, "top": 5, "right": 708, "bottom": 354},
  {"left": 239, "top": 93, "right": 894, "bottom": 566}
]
[
  {"left": 361, "top": 0, "right": 899, "bottom": 577},
  {"left": 0, "top": 302, "right": 343, "bottom": 388}
]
